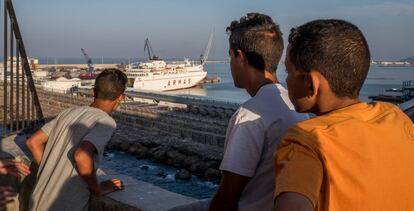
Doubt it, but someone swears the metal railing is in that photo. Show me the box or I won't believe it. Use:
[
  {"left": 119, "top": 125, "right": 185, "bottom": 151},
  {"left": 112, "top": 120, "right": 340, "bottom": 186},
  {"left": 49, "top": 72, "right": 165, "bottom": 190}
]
[{"left": 1, "top": 0, "right": 43, "bottom": 136}]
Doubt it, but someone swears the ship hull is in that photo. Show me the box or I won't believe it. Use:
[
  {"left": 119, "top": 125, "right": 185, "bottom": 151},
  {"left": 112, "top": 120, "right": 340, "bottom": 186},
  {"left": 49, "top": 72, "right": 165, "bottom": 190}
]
[{"left": 131, "top": 71, "right": 207, "bottom": 91}]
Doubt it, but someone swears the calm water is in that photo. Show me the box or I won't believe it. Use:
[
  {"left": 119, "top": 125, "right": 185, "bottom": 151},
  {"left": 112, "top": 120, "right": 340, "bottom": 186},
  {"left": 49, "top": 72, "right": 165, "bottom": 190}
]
[{"left": 168, "top": 63, "right": 414, "bottom": 103}]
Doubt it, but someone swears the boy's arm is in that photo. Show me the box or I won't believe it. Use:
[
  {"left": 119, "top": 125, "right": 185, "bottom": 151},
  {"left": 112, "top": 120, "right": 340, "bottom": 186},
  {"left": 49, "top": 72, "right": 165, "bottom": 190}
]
[
  {"left": 209, "top": 171, "right": 250, "bottom": 211},
  {"left": 273, "top": 137, "right": 323, "bottom": 211},
  {"left": 274, "top": 192, "right": 313, "bottom": 211},
  {"left": 74, "top": 141, "right": 122, "bottom": 196},
  {"left": 26, "top": 129, "right": 49, "bottom": 165}
]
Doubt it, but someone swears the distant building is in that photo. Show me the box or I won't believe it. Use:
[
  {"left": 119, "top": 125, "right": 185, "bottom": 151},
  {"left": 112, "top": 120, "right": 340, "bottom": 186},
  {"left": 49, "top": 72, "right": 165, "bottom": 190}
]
[
  {"left": 42, "top": 77, "right": 81, "bottom": 94},
  {"left": 0, "top": 56, "right": 39, "bottom": 69}
]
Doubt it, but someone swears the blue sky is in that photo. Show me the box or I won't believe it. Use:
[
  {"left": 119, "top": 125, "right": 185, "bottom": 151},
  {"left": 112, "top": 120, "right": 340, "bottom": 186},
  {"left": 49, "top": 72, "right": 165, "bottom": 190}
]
[{"left": 2, "top": 0, "right": 414, "bottom": 60}]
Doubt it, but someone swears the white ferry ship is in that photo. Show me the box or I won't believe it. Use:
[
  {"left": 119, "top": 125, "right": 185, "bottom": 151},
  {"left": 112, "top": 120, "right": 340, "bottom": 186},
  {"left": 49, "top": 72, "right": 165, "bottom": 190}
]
[
  {"left": 126, "top": 59, "right": 207, "bottom": 91},
  {"left": 126, "top": 33, "right": 213, "bottom": 91}
]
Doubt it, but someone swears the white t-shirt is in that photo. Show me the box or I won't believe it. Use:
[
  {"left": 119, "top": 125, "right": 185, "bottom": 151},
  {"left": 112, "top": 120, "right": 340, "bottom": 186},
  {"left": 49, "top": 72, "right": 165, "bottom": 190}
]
[{"left": 220, "top": 83, "right": 308, "bottom": 211}]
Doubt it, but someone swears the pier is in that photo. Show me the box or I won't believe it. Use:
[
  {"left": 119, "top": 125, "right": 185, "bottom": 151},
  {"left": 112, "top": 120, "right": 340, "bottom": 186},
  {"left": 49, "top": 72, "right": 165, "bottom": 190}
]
[{"left": 368, "top": 80, "right": 414, "bottom": 104}]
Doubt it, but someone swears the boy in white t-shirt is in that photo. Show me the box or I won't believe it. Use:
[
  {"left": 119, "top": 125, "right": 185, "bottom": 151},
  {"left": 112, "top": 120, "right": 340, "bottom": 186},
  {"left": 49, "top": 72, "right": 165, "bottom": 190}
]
[{"left": 208, "top": 13, "right": 308, "bottom": 211}]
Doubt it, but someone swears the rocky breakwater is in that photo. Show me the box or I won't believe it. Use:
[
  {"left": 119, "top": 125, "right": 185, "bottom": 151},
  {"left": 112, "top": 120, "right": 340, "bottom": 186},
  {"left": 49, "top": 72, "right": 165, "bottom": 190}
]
[{"left": 106, "top": 125, "right": 224, "bottom": 183}]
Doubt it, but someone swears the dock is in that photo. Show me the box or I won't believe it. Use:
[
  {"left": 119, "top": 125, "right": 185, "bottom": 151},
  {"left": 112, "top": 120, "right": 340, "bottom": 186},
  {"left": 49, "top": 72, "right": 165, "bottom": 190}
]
[
  {"left": 369, "top": 80, "right": 414, "bottom": 104},
  {"left": 199, "top": 76, "right": 221, "bottom": 84}
]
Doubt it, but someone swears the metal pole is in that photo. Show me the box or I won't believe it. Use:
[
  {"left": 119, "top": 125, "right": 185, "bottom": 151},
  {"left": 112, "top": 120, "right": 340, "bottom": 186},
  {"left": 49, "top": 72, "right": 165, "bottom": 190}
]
[
  {"left": 16, "top": 40, "right": 19, "bottom": 130},
  {"left": 21, "top": 48, "right": 25, "bottom": 128},
  {"left": 26, "top": 66, "right": 29, "bottom": 124},
  {"left": 9, "top": 25, "right": 14, "bottom": 132},
  {"left": 6, "top": 0, "right": 43, "bottom": 120},
  {"left": 31, "top": 92, "right": 34, "bottom": 122},
  {"left": 3, "top": 0, "right": 8, "bottom": 136}
]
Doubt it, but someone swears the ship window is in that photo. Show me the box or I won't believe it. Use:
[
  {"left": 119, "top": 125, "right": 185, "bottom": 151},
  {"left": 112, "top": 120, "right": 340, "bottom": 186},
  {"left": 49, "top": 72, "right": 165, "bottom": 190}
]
[{"left": 127, "top": 78, "right": 135, "bottom": 88}]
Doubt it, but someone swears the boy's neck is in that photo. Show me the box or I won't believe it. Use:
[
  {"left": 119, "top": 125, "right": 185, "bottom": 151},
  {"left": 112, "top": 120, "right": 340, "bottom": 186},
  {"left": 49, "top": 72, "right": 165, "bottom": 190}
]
[
  {"left": 90, "top": 99, "right": 114, "bottom": 115},
  {"left": 313, "top": 96, "right": 362, "bottom": 116},
  {"left": 246, "top": 69, "right": 279, "bottom": 97}
]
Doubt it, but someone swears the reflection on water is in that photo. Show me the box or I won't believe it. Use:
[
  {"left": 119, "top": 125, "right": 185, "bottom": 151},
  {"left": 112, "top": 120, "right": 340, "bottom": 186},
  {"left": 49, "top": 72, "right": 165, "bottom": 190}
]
[{"left": 166, "top": 86, "right": 208, "bottom": 97}]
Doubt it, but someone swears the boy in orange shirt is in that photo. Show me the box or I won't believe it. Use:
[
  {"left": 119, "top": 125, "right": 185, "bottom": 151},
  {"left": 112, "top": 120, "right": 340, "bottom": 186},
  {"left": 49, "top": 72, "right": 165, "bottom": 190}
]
[{"left": 273, "top": 19, "right": 414, "bottom": 211}]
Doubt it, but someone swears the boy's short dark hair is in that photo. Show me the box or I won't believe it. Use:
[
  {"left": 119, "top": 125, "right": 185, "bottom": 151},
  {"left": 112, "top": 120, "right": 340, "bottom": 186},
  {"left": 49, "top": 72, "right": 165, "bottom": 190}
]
[
  {"left": 288, "top": 19, "right": 371, "bottom": 98},
  {"left": 94, "top": 69, "right": 127, "bottom": 100},
  {"left": 227, "top": 13, "right": 283, "bottom": 72}
]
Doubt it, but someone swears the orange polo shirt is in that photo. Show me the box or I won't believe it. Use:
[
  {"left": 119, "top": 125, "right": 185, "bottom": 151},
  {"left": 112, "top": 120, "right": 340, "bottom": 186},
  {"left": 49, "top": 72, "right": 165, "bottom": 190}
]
[{"left": 274, "top": 102, "right": 414, "bottom": 211}]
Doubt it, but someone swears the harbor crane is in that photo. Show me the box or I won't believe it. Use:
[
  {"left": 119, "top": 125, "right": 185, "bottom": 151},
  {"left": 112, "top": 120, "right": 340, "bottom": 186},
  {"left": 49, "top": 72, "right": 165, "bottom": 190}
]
[
  {"left": 144, "top": 38, "right": 160, "bottom": 60},
  {"left": 81, "top": 48, "right": 94, "bottom": 73},
  {"left": 200, "top": 30, "right": 214, "bottom": 65}
]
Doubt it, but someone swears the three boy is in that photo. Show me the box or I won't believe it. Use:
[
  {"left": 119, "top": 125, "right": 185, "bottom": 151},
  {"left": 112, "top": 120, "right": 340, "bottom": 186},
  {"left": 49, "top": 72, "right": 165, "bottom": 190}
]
[{"left": 23, "top": 15, "right": 414, "bottom": 211}]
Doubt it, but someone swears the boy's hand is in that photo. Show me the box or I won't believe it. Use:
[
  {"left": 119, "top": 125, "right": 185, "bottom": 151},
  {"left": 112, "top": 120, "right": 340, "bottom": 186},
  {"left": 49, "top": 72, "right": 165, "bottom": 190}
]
[
  {"left": 0, "top": 186, "right": 16, "bottom": 211},
  {"left": 0, "top": 160, "right": 30, "bottom": 178},
  {"left": 98, "top": 179, "right": 123, "bottom": 196}
]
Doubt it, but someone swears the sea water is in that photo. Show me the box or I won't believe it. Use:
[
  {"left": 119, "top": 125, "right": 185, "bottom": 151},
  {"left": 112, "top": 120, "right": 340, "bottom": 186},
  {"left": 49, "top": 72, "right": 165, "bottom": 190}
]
[{"left": 168, "top": 63, "right": 414, "bottom": 103}]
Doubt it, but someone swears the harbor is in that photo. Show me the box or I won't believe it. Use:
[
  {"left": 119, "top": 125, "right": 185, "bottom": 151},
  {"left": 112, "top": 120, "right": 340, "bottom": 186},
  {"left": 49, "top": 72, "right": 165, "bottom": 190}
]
[{"left": 0, "top": 0, "right": 413, "bottom": 210}]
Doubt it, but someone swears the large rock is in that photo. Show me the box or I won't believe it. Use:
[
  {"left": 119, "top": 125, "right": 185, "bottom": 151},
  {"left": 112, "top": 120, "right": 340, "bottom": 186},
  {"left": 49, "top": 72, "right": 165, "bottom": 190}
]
[
  {"left": 165, "top": 150, "right": 187, "bottom": 168},
  {"left": 205, "top": 161, "right": 220, "bottom": 169},
  {"left": 128, "top": 145, "right": 137, "bottom": 153},
  {"left": 119, "top": 141, "right": 131, "bottom": 151},
  {"left": 105, "top": 142, "right": 116, "bottom": 150},
  {"left": 183, "top": 156, "right": 201, "bottom": 168},
  {"left": 148, "top": 146, "right": 161, "bottom": 156},
  {"left": 175, "top": 169, "right": 192, "bottom": 180},
  {"left": 189, "top": 161, "right": 209, "bottom": 175},
  {"left": 153, "top": 147, "right": 170, "bottom": 162},
  {"left": 166, "top": 158, "right": 174, "bottom": 166},
  {"left": 156, "top": 170, "right": 167, "bottom": 178},
  {"left": 173, "top": 154, "right": 187, "bottom": 168},
  {"left": 135, "top": 146, "right": 149, "bottom": 159},
  {"left": 166, "top": 150, "right": 181, "bottom": 159},
  {"left": 204, "top": 168, "right": 221, "bottom": 182}
]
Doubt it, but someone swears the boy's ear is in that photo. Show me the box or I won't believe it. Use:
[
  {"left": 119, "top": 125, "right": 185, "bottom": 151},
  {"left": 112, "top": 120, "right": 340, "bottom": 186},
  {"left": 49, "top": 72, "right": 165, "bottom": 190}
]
[
  {"left": 117, "top": 94, "right": 125, "bottom": 102},
  {"left": 236, "top": 49, "right": 247, "bottom": 64},
  {"left": 92, "top": 88, "right": 97, "bottom": 98},
  {"left": 307, "top": 70, "right": 320, "bottom": 98}
]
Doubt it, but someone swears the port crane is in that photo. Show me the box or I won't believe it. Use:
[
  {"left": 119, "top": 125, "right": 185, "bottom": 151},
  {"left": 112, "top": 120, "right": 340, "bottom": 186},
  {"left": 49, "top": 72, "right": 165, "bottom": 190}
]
[
  {"left": 81, "top": 48, "right": 94, "bottom": 73},
  {"left": 200, "top": 30, "right": 214, "bottom": 65},
  {"left": 144, "top": 38, "right": 160, "bottom": 60}
]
